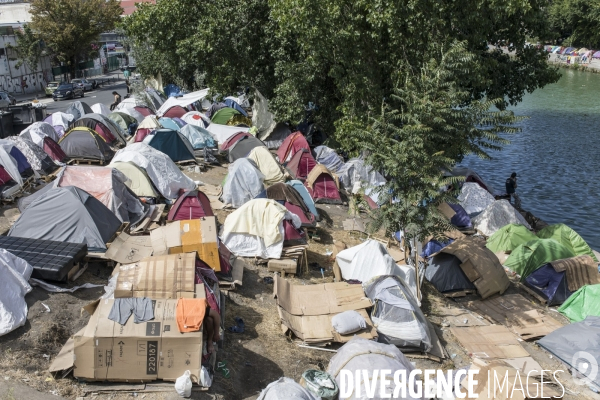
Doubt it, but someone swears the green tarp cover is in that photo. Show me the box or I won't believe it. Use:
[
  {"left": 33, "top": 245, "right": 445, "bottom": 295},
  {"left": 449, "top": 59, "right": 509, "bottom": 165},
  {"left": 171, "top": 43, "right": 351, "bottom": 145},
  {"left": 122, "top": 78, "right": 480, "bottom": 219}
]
[
  {"left": 486, "top": 223, "right": 537, "bottom": 254},
  {"left": 108, "top": 112, "right": 137, "bottom": 132},
  {"left": 211, "top": 107, "right": 241, "bottom": 125},
  {"left": 537, "top": 223, "right": 598, "bottom": 262},
  {"left": 504, "top": 238, "right": 575, "bottom": 280},
  {"left": 559, "top": 284, "right": 600, "bottom": 322}
]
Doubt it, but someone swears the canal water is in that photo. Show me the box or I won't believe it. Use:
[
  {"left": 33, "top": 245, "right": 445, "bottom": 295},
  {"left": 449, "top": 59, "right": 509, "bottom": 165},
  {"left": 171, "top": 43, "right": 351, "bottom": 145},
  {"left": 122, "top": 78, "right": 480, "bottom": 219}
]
[{"left": 463, "top": 68, "right": 600, "bottom": 249}]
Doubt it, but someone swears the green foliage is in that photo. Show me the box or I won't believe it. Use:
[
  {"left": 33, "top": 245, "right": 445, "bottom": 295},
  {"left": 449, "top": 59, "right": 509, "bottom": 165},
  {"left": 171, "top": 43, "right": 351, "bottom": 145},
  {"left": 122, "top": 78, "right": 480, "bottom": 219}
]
[
  {"left": 29, "top": 0, "right": 122, "bottom": 77},
  {"left": 10, "top": 24, "right": 43, "bottom": 73},
  {"left": 547, "top": 0, "right": 600, "bottom": 48},
  {"left": 357, "top": 43, "right": 523, "bottom": 240}
]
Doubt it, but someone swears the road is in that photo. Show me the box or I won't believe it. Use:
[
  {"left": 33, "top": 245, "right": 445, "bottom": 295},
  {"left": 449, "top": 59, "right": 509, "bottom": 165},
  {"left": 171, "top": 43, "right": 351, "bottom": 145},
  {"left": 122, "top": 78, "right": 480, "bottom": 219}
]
[{"left": 24, "top": 79, "right": 129, "bottom": 114}]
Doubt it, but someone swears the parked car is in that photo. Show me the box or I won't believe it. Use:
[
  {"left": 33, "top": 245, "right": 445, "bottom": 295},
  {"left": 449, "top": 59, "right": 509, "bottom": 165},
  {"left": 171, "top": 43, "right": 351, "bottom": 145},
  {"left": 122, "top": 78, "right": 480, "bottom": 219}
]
[
  {"left": 3, "top": 93, "right": 16, "bottom": 105},
  {"left": 71, "top": 78, "right": 93, "bottom": 91},
  {"left": 45, "top": 81, "right": 60, "bottom": 97},
  {"left": 0, "top": 92, "right": 11, "bottom": 108},
  {"left": 52, "top": 83, "right": 84, "bottom": 101}
]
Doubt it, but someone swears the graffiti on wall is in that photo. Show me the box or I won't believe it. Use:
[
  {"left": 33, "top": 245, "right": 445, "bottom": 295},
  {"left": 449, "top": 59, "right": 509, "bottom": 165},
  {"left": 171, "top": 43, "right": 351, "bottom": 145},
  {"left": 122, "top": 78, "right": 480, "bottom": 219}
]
[{"left": 0, "top": 72, "right": 48, "bottom": 94}]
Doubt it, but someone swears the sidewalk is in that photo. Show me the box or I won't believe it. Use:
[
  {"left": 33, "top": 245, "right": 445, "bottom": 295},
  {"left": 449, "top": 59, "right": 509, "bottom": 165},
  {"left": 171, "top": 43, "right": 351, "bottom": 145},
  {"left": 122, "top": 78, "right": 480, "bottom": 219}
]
[{"left": 14, "top": 70, "right": 126, "bottom": 104}]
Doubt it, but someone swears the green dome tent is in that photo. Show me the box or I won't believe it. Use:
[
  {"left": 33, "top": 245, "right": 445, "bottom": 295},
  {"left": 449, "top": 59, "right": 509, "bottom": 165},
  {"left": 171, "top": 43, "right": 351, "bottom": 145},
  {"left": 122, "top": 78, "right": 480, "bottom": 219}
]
[
  {"left": 537, "top": 224, "right": 598, "bottom": 262},
  {"left": 504, "top": 238, "right": 576, "bottom": 281},
  {"left": 558, "top": 284, "right": 600, "bottom": 322},
  {"left": 211, "top": 107, "right": 241, "bottom": 125},
  {"left": 486, "top": 224, "right": 537, "bottom": 254},
  {"left": 108, "top": 112, "right": 137, "bottom": 133}
]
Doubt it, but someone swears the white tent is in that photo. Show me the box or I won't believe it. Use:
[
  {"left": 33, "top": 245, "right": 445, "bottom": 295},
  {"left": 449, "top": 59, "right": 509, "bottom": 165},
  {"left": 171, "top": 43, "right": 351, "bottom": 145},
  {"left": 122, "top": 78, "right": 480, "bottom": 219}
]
[
  {"left": 182, "top": 111, "right": 210, "bottom": 128},
  {"left": 156, "top": 88, "right": 209, "bottom": 116},
  {"left": 91, "top": 103, "right": 111, "bottom": 116},
  {"left": 0, "top": 140, "right": 24, "bottom": 188},
  {"left": 457, "top": 182, "right": 496, "bottom": 215},
  {"left": 0, "top": 249, "right": 33, "bottom": 336},
  {"left": 117, "top": 107, "right": 145, "bottom": 123},
  {"left": 336, "top": 240, "right": 402, "bottom": 283},
  {"left": 206, "top": 123, "right": 250, "bottom": 145},
  {"left": 472, "top": 199, "right": 531, "bottom": 237},
  {"left": 222, "top": 158, "right": 265, "bottom": 208},
  {"left": 20, "top": 122, "right": 60, "bottom": 147},
  {"left": 112, "top": 143, "right": 196, "bottom": 200}
]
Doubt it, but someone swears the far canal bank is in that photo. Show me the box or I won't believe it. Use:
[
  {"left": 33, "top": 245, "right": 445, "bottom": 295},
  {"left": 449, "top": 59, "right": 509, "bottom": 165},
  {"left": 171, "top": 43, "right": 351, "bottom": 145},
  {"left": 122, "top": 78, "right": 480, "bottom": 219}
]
[{"left": 464, "top": 68, "right": 600, "bottom": 249}]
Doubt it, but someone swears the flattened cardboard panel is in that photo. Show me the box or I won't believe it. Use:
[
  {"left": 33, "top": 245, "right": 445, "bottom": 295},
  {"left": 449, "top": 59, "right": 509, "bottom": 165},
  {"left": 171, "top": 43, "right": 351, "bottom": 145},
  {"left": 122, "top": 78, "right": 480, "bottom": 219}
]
[
  {"left": 105, "top": 233, "right": 154, "bottom": 264},
  {"left": 438, "top": 203, "right": 456, "bottom": 219},
  {"left": 459, "top": 259, "right": 481, "bottom": 282},
  {"left": 450, "top": 325, "right": 529, "bottom": 359}
]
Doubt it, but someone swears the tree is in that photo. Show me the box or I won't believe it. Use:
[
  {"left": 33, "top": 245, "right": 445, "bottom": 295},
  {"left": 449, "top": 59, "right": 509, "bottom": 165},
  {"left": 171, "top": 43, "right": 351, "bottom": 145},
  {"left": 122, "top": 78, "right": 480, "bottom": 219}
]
[
  {"left": 10, "top": 24, "right": 44, "bottom": 74},
  {"left": 29, "top": 0, "right": 123, "bottom": 78},
  {"left": 547, "top": 0, "right": 600, "bottom": 48}
]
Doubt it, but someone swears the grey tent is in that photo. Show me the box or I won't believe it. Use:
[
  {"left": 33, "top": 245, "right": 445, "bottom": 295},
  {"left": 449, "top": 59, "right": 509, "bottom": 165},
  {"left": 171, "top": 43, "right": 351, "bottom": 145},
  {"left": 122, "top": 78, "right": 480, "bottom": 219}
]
[
  {"left": 72, "top": 113, "right": 127, "bottom": 146},
  {"left": 65, "top": 101, "right": 93, "bottom": 120},
  {"left": 228, "top": 136, "right": 266, "bottom": 162},
  {"left": 426, "top": 252, "right": 477, "bottom": 294},
  {"left": 363, "top": 275, "right": 432, "bottom": 351},
  {"left": 538, "top": 316, "right": 600, "bottom": 388},
  {"left": 9, "top": 186, "right": 121, "bottom": 251},
  {"left": 261, "top": 122, "right": 292, "bottom": 149},
  {"left": 59, "top": 127, "right": 114, "bottom": 163}
]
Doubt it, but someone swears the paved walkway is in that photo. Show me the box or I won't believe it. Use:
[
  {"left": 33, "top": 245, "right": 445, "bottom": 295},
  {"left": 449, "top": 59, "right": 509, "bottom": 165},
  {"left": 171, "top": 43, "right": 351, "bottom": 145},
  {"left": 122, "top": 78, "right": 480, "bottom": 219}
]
[{"left": 0, "top": 380, "right": 67, "bottom": 399}]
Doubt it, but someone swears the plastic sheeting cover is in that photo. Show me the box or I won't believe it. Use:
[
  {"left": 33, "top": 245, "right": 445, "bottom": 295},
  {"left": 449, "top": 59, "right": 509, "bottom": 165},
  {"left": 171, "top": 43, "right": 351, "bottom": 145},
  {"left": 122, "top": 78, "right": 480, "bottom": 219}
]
[
  {"left": 91, "top": 103, "right": 111, "bottom": 116},
  {"left": 472, "top": 199, "right": 531, "bottom": 237},
  {"left": 337, "top": 158, "right": 386, "bottom": 191},
  {"left": 336, "top": 240, "right": 402, "bottom": 283},
  {"left": 0, "top": 249, "right": 33, "bottom": 336},
  {"left": 327, "top": 337, "right": 421, "bottom": 400},
  {"left": 157, "top": 88, "right": 209, "bottom": 116},
  {"left": 20, "top": 122, "right": 61, "bottom": 147},
  {"left": 112, "top": 143, "right": 196, "bottom": 199},
  {"left": 253, "top": 89, "right": 276, "bottom": 140},
  {"left": 222, "top": 158, "right": 265, "bottom": 208},
  {"left": 256, "top": 377, "right": 317, "bottom": 400},
  {"left": 457, "top": 182, "right": 496, "bottom": 215},
  {"left": 179, "top": 124, "right": 215, "bottom": 149},
  {"left": 314, "top": 145, "right": 345, "bottom": 173}
]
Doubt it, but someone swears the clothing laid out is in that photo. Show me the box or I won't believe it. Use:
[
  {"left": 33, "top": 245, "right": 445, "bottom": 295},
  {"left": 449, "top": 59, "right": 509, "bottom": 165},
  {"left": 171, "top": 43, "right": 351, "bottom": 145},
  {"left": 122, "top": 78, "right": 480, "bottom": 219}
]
[
  {"left": 108, "top": 297, "right": 155, "bottom": 325},
  {"left": 176, "top": 298, "right": 207, "bottom": 333}
]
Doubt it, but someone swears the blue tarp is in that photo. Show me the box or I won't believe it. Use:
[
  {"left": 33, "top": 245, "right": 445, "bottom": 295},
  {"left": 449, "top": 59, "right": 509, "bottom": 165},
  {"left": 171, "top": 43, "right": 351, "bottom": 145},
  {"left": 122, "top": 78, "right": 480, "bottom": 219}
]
[
  {"left": 421, "top": 239, "right": 454, "bottom": 258},
  {"left": 158, "top": 117, "right": 181, "bottom": 131},
  {"left": 525, "top": 263, "right": 572, "bottom": 306},
  {"left": 448, "top": 203, "right": 472, "bottom": 228},
  {"left": 224, "top": 99, "right": 248, "bottom": 117},
  {"left": 164, "top": 84, "right": 185, "bottom": 98}
]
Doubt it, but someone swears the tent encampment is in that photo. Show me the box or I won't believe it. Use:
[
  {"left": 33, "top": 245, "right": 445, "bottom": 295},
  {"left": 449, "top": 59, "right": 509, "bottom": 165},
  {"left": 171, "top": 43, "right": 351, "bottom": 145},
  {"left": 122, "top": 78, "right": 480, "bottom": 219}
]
[
  {"left": 524, "top": 263, "right": 573, "bottom": 306},
  {"left": 327, "top": 337, "right": 421, "bottom": 400},
  {"left": 504, "top": 238, "right": 576, "bottom": 280},
  {"left": 537, "top": 223, "right": 598, "bottom": 261},
  {"left": 219, "top": 132, "right": 251, "bottom": 152},
  {"left": 228, "top": 135, "right": 266, "bottom": 162},
  {"left": 261, "top": 122, "right": 292, "bottom": 149},
  {"left": 9, "top": 186, "right": 122, "bottom": 251},
  {"left": 65, "top": 101, "right": 93, "bottom": 120},
  {"left": 7, "top": 136, "right": 57, "bottom": 175},
  {"left": 157, "top": 117, "right": 181, "bottom": 131},
  {"left": 305, "top": 164, "right": 342, "bottom": 204},
  {"left": 472, "top": 199, "right": 531, "bottom": 237},
  {"left": 167, "top": 189, "right": 214, "bottom": 221},
  {"left": 109, "top": 161, "right": 159, "bottom": 199},
  {"left": 72, "top": 113, "right": 127, "bottom": 146},
  {"left": 206, "top": 123, "right": 250, "bottom": 145},
  {"left": 91, "top": 103, "right": 111, "bottom": 116},
  {"left": 220, "top": 198, "right": 301, "bottom": 258},
  {"left": 426, "top": 237, "right": 510, "bottom": 298},
  {"left": 59, "top": 127, "right": 114, "bottom": 163},
  {"left": 211, "top": 107, "right": 241, "bottom": 125},
  {"left": 337, "top": 158, "right": 386, "bottom": 192},
  {"left": 558, "top": 285, "right": 600, "bottom": 322},
  {"left": 43, "top": 112, "right": 74, "bottom": 137},
  {"left": 181, "top": 111, "right": 210, "bottom": 128},
  {"left": 108, "top": 112, "right": 137, "bottom": 134},
  {"left": 336, "top": 240, "right": 403, "bottom": 283},
  {"left": 20, "top": 122, "right": 61, "bottom": 147},
  {"left": 314, "top": 145, "right": 345, "bottom": 173},
  {"left": 115, "top": 106, "right": 145, "bottom": 123},
  {"left": 364, "top": 275, "right": 432, "bottom": 350},
  {"left": 162, "top": 105, "right": 187, "bottom": 119},
  {"left": 447, "top": 203, "right": 472, "bottom": 228},
  {"left": 222, "top": 158, "right": 265, "bottom": 208},
  {"left": 277, "top": 131, "right": 310, "bottom": 163},
  {"left": 43, "top": 137, "right": 68, "bottom": 162},
  {"left": 143, "top": 129, "right": 196, "bottom": 163},
  {"left": 287, "top": 180, "right": 319, "bottom": 220},
  {"left": 486, "top": 223, "right": 537, "bottom": 254},
  {"left": 178, "top": 124, "right": 215, "bottom": 150},
  {"left": 457, "top": 182, "right": 496, "bottom": 215},
  {"left": 134, "top": 116, "right": 162, "bottom": 142},
  {"left": 264, "top": 182, "right": 316, "bottom": 227},
  {"left": 111, "top": 143, "right": 196, "bottom": 199},
  {"left": 286, "top": 149, "right": 317, "bottom": 181},
  {"left": 248, "top": 146, "right": 285, "bottom": 185}
]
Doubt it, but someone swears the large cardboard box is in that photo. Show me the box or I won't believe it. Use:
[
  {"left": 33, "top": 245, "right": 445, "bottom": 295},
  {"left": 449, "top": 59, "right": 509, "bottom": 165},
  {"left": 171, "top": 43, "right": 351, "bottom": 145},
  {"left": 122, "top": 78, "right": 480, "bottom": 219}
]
[
  {"left": 151, "top": 218, "right": 220, "bottom": 271},
  {"left": 113, "top": 253, "right": 197, "bottom": 299},
  {"left": 273, "top": 275, "right": 377, "bottom": 344},
  {"left": 73, "top": 297, "right": 203, "bottom": 383}
]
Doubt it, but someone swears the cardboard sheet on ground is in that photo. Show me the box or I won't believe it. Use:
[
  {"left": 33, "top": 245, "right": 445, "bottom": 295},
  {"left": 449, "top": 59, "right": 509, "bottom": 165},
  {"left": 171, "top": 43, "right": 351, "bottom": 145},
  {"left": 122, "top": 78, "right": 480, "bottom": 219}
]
[
  {"left": 450, "top": 325, "right": 529, "bottom": 359},
  {"left": 130, "top": 204, "right": 165, "bottom": 233},
  {"left": 274, "top": 275, "right": 376, "bottom": 344},
  {"left": 466, "top": 294, "right": 562, "bottom": 340},
  {"left": 104, "top": 232, "right": 153, "bottom": 263},
  {"left": 200, "top": 184, "right": 224, "bottom": 210},
  {"left": 151, "top": 217, "right": 220, "bottom": 271},
  {"left": 435, "top": 305, "right": 489, "bottom": 327},
  {"left": 342, "top": 218, "right": 367, "bottom": 233},
  {"left": 219, "top": 257, "right": 245, "bottom": 290}
]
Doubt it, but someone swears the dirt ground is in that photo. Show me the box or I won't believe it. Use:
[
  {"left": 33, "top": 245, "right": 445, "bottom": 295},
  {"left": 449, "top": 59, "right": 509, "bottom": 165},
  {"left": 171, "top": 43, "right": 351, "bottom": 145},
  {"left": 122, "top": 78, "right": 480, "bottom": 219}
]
[{"left": 0, "top": 161, "right": 598, "bottom": 400}]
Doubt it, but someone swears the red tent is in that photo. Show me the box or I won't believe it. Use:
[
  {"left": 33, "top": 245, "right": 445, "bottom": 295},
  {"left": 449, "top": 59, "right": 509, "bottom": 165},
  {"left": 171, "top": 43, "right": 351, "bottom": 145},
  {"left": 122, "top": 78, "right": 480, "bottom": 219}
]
[
  {"left": 286, "top": 149, "right": 316, "bottom": 181},
  {"left": 265, "top": 182, "right": 316, "bottom": 227},
  {"left": 276, "top": 131, "right": 310, "bottom": 163},
  {"left": 283, "top": 219, "right": 306, "bottom": 246},
  {"left": 167, "top": 189, "right": 214, "bottom": 221},
  {"left": 305, "top": 164, "right": 342, "bottom": 204},
  {"left": 134, "top": 106, "right": 154, "bottom": 117},
  {"left": 163, "top": 105, "right": 188, "bottom": 119},
  {"left": 43, "top": 137, "right": 68, "bottom": 162},
  {"left": 0, "top": 166, "right": 13, "bottom": 186},
  {"left": 134, "top": 129, "right": 152, "bottom": 142},
  {"left": 219, "top": 132, "right": 251, "bottom": 152}
]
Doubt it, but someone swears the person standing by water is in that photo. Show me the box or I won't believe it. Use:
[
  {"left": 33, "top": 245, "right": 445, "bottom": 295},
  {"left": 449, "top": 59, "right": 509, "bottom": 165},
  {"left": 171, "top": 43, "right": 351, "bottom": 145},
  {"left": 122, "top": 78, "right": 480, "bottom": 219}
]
[
  {"left": 506, "top": 172, "right": 522, "bottom": 209},
  {"left": 110, "top": 91, "right": 121, "bottom": 111}
]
